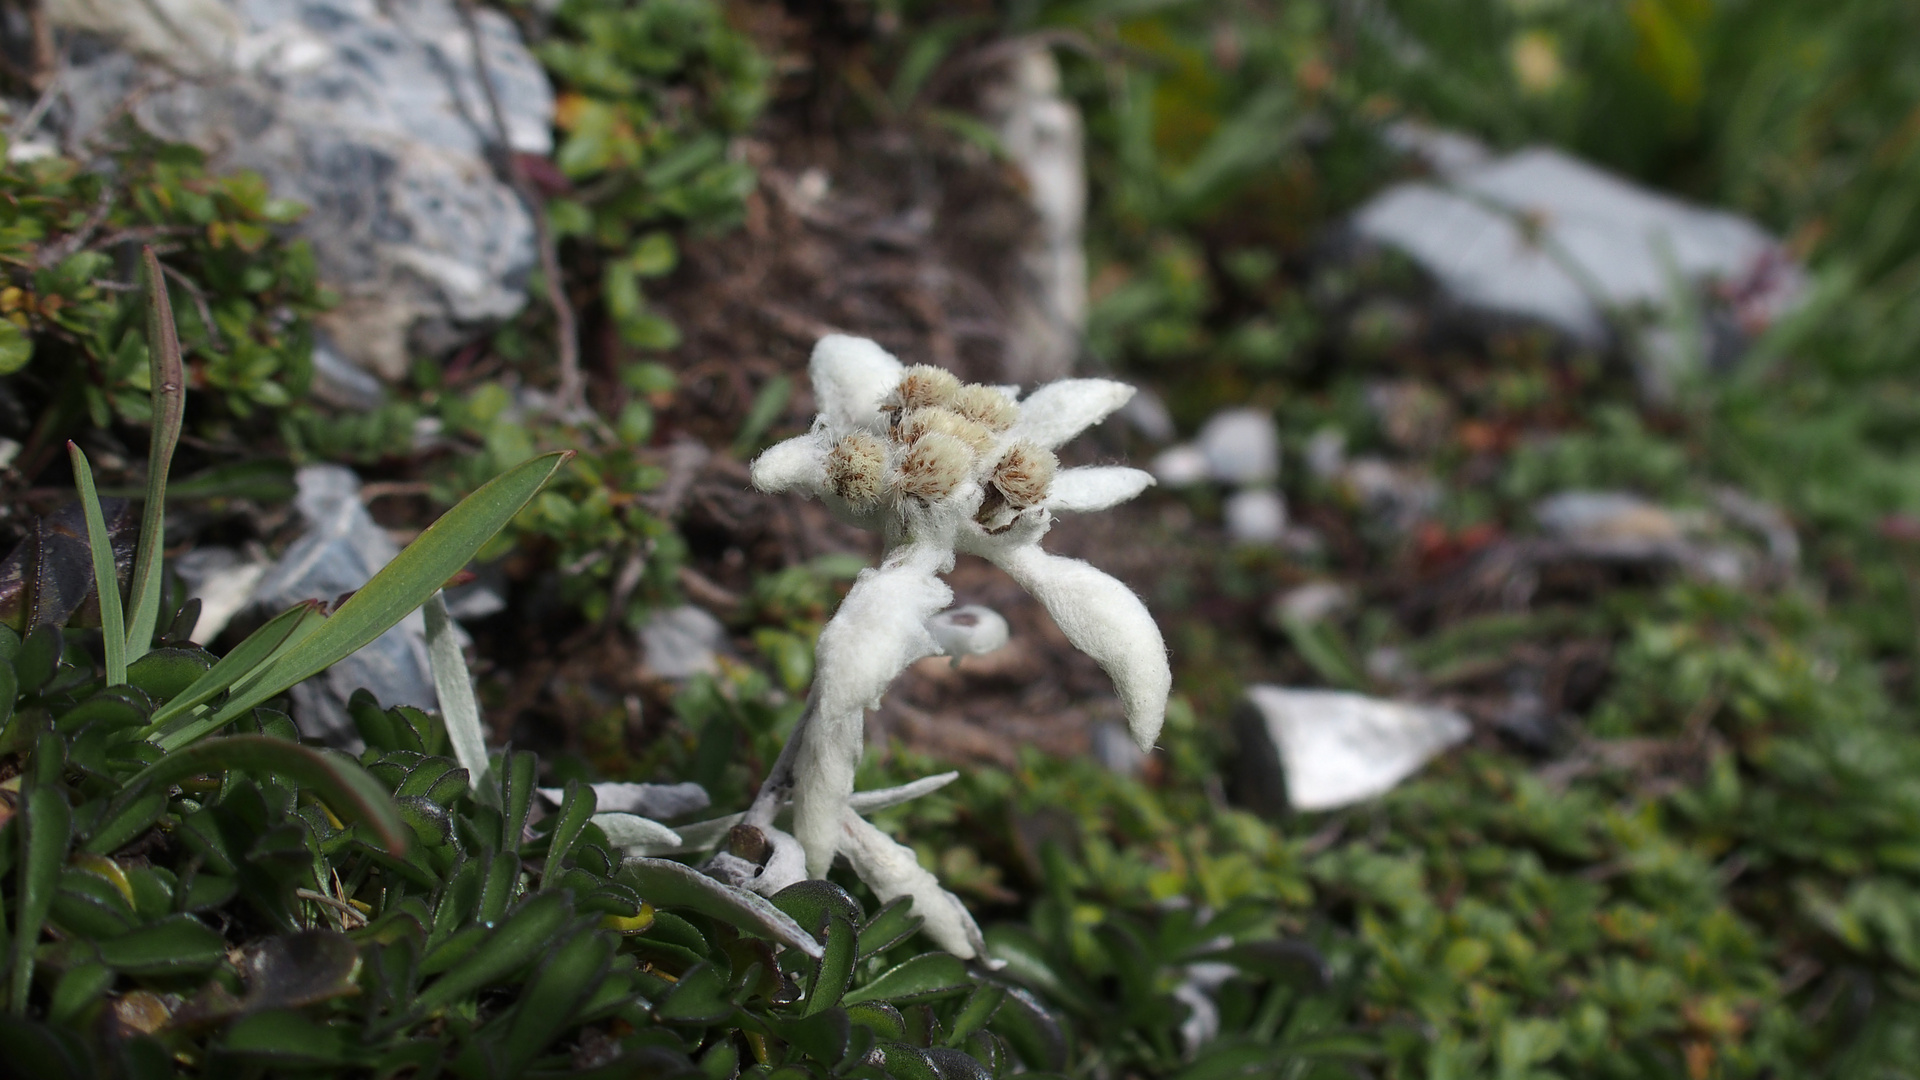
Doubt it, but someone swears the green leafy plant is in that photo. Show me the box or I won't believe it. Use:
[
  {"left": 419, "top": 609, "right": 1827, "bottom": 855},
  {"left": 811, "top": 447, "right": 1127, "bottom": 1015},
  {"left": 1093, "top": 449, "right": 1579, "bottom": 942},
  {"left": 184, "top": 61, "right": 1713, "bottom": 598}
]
[{"left": 0, "top": 247, "right": 1033, "bottom": 1079}]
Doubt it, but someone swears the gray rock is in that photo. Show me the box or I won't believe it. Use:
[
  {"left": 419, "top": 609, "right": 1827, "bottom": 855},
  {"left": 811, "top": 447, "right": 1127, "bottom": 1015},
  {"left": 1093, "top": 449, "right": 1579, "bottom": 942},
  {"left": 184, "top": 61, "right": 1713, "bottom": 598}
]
[
  {"left": 639, "top": 605, "right": 729, "bottom": 681},
  {"left": 1353, "top": 145, "right": 1804, "bottom": 392},
  {"left": 50, "top": 0, "right": 554, "bottom": 380},
  {"left": 173, "top": 545, "right": 268, "bottom": 643},
  {"left": 251, "top": 465, "right": 440, "bottom": 744}
]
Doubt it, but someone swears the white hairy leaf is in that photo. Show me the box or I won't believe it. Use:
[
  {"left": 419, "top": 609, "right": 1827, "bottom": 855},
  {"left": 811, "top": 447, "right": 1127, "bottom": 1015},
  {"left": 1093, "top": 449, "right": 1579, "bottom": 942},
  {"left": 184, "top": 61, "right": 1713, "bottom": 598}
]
[
  {"left": 1045, "top": 466, "right": 1156, "bottom": 513},
  {"left": 994, "top": 543, "right": 1171, "bottom": 751},
  {"left": 839, "top": 812, "right": 987, "bottom": 960},
  {"left": 1006, "top": 378, "right": 1136, "bottom": 449}
]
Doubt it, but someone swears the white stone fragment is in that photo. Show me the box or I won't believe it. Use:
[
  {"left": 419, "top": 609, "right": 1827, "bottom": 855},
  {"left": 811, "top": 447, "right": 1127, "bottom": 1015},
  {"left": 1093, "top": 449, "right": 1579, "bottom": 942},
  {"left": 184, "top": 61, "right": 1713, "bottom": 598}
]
[
  {"left": 1353, "top": 146, "right": 1803, "bottom": 349},
  {"left": 638, "top": 605, "right": 729, "bottom": 681},
  {"left": 1224, "top": 489, "right": 1288, "bottom": 545},
  {"left": 1245, "top": 687, "right": 1471, "bottom": 811},
  {"left": 1196, "top": 408, "right": 1280, "bottom": 485},
  {"left": 174, "top": 546, "right": 269, "bottom": 644},
  {"left": 1150, "top": 444, "right": 1212, "bottom": 488},
  {"left": 1534, "top": 491, "right": 1684, "bottom": 543}
]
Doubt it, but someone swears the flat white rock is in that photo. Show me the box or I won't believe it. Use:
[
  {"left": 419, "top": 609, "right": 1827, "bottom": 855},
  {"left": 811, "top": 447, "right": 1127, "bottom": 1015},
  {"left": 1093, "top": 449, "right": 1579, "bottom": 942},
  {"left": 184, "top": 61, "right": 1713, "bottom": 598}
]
[
  {"left": 1245, "top": 686, "right": 1470, "bottom": 811},
  {"left": 1224, "top": 489, "right": 1288, "bottom": 544},
  {"left": 1197, "top": 408, "right": 1280, "bottom": 485},
  {"left": 1354, "top": 146, "right": 1802, "bottom": 347}
]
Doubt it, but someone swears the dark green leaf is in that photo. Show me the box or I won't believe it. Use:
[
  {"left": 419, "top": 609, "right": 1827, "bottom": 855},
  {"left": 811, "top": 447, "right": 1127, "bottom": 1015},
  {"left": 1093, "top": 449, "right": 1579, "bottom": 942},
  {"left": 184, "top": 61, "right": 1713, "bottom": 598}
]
[
  {"left": 771, "top": 879, "right": 863, "bottom": 940},
  {"left": 96, "top": 914, "right": 226, "bottom": 975},
  {"left": 124, "top": 248, "right": 186, "bottom": 663},
  {"left": 845, "top": 1001, "right": 907, "bottom": 1042},
  {"left": 12, "top": 755, "right": 73, "bottom": 1013},
  {"left": 841, "top": 954, "right": 970, "bottom": 1006},
  {"left": 124, "top": 648, "right": 212, "bottom": 703},
  {"left": 114, "top": 735, "right": 408, "bottom": 855},
  {"left": 544, "top": 779, "right": 597, "bottom": 870},
  {"left": 620, "top": 858, "right": 820, "bottom": 958},
  {"left": 412, "top": 891, "right": 575, "bottom": 1017},
  {"left": 768, "top": 1008, "right": 851, "bottom": 1066},
  {"left": 944, "top": 983, "right": 1006, "bottom": 1047},
  {"left": 857, "top": 897, "right": 923, "bottom": 960},
  {"left": 803, "top": 914, "right": 858, "bottom": 1017},
  {"left": 499, "top": 928, "right": 616, "bottom": 1072},
  {"left": 654, "top": 960, "right": 733, "bottom": 1025},
  {"left": 221, "top": 1009, "right": 361, "bottom": 1065}
]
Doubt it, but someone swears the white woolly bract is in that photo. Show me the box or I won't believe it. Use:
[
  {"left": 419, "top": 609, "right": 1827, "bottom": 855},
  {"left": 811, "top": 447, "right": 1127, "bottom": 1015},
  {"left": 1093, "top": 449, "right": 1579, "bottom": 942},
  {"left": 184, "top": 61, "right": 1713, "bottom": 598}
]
[
  {"left": 538, "top": 781, "right": 710, "bottom": 819},
  {"left": 994, "top": 543, "right": 1170, "bottom": 752},
  {"left": 591, "top": 812, "right": 684, "bottom": 850},
  {"left": 811, "top": 335, "right": 904, "bottom": 430},
  {"left": 747, "top": 826, "right": 809, "bottom": 897},
  {"left": 623, "top": 773, "right": 963, "bottom": 857},
  {"left": 1046, "top": 466, "right": 1156, "bottom": 513},
  {"left": 1006, "top": 378, "right": 1136, "bottom": 449},
  {"left": 925, "top": 605, "right": 1010, "bottom": 657},
  {"left": 751, "top": 434, "right": 829, "bottom": 494},
  {"left": 423, "top": 593, "right": 491, "bottom": 797},
  {"left": 839, "top": 812, "right": 987, "bottom": 959},
  {"left": 793, "top": 542, "right": 953, "bottom": 876}
]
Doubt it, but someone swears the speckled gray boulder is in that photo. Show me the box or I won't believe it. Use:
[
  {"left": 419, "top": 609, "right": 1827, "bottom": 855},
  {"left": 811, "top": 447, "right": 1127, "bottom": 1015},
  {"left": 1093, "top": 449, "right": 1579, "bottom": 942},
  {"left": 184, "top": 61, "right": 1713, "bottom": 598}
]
[{"left": 51, "top": 0, "right": 554, "bottom": 379}]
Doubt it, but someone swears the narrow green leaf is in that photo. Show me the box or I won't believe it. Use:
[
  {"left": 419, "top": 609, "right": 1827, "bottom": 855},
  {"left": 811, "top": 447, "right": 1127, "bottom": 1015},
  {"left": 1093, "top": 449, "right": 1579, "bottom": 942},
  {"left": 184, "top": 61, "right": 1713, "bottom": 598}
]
[
  {"left": 68, "top": 443, "right": 126, "bottom": 687},
  {"left": 501, "top": 750, "right": 537, "bottom": 854},
  {"left": 95, "top": 914, "right": 226, "bottom": 975},
  {"left": 619, "top": 857, "right": 821, "bottom": 958},
  {"left": 201, "top": 451, "right": 570, "bottom": 731},
  {"left": 411, "top": 891, "right": 575, "bottom": 1018},
  {"left": 138, "top": 602, "right": 325, "bottom": 740},
  {"left": 124, "top": 249, "right": 186, "bottom": 663},
  {"left": 943, "top": 983, "right": 1006, "bottom": 1047},
  {"left": 803, "top": 914, "right": 859, "bottom": 1017},
  {"left": 115, "top": 735, "right": 408, "bottom": 855},
  {"left": 857, "top": 897, "right": 924, "bottom": 960},
  {"left": 13, "top": 752, "right": 72, "bottom": 1014},
  {"left": 500, "top": 929, "right": 615, "bottom": 1072},
  {"left": 840, "top": 953, "right": 970, "bottom": 1006},
  {"left": 423, "top": 592, "right": 491, "bottom": 797},
  {"left": 543, "top": 780, "right": 597, "bottom": 871}
]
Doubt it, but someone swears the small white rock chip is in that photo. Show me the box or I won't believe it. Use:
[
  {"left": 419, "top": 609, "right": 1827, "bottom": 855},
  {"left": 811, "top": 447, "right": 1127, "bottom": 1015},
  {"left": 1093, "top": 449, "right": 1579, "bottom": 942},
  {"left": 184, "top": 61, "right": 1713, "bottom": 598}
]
[
  {"left": 1197, "top": 408, "right": 1280, "bottom": 485},
  {"left": 639, "top": 605, "right": 728, "bottom": 680},
  {"left": 1224, "top": 489, "right": 1288, "bottom": 545},
  {"left": 1243, "top": 687, "right": 1470, "bottom": 812},
  {"left": 1150, "top": 444, "right": 1212, "bottom": 488}
]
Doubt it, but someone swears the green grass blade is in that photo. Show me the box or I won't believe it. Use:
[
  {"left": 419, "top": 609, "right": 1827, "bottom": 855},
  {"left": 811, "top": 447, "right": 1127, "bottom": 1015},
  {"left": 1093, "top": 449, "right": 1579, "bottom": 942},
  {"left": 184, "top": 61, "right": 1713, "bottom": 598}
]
[
  {"left": 69, "top": 442, "right": 127, "bottom": 686},
  {"left": 424, "top": 591, "right": 492, "bottom": 798},
  {"left": 124, "top": 248, "right": 188, "bottom": 663},
  {"left": 195, "top": 451, "right": 570, "bottom": 734},
  {"left": 139, "top": 600, "right": 327, "bottom": 740},
  {"left": 117, "top": 734, "right": 409, "bottom": 855}
]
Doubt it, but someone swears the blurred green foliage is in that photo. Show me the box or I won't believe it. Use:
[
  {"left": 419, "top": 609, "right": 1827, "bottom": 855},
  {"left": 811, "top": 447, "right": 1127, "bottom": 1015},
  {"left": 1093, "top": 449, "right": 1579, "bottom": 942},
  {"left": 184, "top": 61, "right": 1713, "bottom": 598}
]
[{"left": 0, "top": 132, "right": 324, "bottom": 442}]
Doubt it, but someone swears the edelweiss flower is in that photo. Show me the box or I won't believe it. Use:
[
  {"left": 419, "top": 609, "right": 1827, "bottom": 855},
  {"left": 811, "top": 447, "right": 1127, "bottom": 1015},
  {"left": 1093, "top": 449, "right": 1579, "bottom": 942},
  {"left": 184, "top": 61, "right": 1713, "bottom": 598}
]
[{"left": 751, "top": 335, "right": 1172, "bottom": 878}]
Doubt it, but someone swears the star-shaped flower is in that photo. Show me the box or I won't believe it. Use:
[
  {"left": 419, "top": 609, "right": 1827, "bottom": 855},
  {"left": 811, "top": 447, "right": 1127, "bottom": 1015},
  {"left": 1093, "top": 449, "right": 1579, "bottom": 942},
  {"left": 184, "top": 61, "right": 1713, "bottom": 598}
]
[{"left": 752, "top": 335, "right": 1172, "bottom": 877}]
